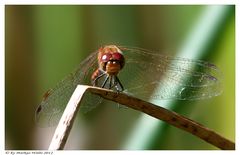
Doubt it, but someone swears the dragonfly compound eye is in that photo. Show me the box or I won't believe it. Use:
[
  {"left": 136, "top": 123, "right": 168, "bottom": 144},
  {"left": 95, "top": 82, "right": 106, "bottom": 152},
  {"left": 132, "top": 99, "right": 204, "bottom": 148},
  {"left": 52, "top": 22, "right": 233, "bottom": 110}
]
[
  {"left": 112, "top": 53, "right": 123, "bottom": 61},
  {"left": 101, "top": 53, "right": 112, "bottom": 62}
]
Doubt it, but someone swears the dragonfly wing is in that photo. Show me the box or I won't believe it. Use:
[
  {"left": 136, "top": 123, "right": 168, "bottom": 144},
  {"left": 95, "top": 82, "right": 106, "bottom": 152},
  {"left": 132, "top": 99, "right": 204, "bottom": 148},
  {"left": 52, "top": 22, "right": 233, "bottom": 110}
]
[
  {"left": 35, "top": 46, "right": 223, "bottom": 126},
  {"left": 119, "top": 47, "right": 223, "bottom": 101},
  {"left": 35, "top": 51, "right": 99, "bottom": 126}
]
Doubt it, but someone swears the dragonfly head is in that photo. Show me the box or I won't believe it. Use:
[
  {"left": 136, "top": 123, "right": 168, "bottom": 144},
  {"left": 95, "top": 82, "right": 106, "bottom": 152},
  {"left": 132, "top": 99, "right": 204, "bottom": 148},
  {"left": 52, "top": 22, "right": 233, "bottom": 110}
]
[{"left": 98, "top": 45, "right": 125, "bottom": 75}]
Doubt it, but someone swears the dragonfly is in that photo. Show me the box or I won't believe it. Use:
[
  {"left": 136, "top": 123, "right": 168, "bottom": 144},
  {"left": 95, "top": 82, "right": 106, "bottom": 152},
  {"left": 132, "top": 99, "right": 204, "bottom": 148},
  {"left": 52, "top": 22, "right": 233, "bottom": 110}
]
[{"left": 35, "top": 45, "right": 223, "bottom": 126}]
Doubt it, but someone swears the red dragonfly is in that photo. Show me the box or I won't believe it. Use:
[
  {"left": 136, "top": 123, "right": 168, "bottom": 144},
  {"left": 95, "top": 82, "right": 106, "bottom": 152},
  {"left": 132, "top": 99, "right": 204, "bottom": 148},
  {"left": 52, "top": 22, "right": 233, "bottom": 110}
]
[
  {"left": 91, "top": 45, "right": 125, "bottom": 91},
  {"left": 35, "top": 45, "right": 222, "bottom": 126}
]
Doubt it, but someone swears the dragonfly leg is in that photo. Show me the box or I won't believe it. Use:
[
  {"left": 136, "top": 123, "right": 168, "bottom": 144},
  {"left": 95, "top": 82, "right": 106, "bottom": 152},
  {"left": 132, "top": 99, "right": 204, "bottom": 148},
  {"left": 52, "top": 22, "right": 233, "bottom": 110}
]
[
  {"left": 92, "top": 71, "right": 106, "bottom": 86},
  {"left": 115, "top": 76, "right": 124, "bottom": 92},
  {"left": 110, "top": 75, "right": 116, "bottom": 89},
  {"left": 108, "top": 75, "right": 112, "bottom": 89},
  {"left": 101, "top": 75, "right": 109, "bottom": 88},
  {"left": 113, "top": 76, "right": 127, "bottom": 109},
  {"left": 112, "top": 76, "right": 120, "bottom": 91}
]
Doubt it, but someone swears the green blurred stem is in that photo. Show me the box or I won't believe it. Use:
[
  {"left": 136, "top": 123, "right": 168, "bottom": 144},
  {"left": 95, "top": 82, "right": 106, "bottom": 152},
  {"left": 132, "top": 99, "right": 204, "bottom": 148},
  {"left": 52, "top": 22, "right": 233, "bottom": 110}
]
[
  {"left": 49, "top": 85, "right": 235, "bottom": 150},
  {"left": 123, "top": 5, "right": 234, "bottom": 149}
]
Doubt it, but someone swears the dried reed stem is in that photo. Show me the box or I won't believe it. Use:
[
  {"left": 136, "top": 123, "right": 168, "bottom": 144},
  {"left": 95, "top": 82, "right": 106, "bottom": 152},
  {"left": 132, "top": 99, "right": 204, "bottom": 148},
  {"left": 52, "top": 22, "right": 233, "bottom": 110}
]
[{"left": 49, "top": 85, "right": 235, "bottom": 150}]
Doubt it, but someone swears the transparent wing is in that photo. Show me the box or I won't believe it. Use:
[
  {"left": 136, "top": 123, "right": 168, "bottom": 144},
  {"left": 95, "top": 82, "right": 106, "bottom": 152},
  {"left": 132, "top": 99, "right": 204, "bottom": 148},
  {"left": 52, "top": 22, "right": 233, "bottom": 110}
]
[
  {"left": 118, "top": 46, "right": 223, "bottom": 101},
  {"left": 35, "top": 46, "right": 223, "bottom": 126},
  {"left": 35, "top": 51, "right": 100, "bottom": 126}
]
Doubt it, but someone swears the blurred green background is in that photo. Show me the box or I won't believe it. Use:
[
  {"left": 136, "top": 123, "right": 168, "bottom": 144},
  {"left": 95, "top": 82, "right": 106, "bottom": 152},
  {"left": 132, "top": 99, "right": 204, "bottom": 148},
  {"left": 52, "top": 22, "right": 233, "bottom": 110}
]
[{"left": 5, "top": 5, "right": 235, "bottom": 150}]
